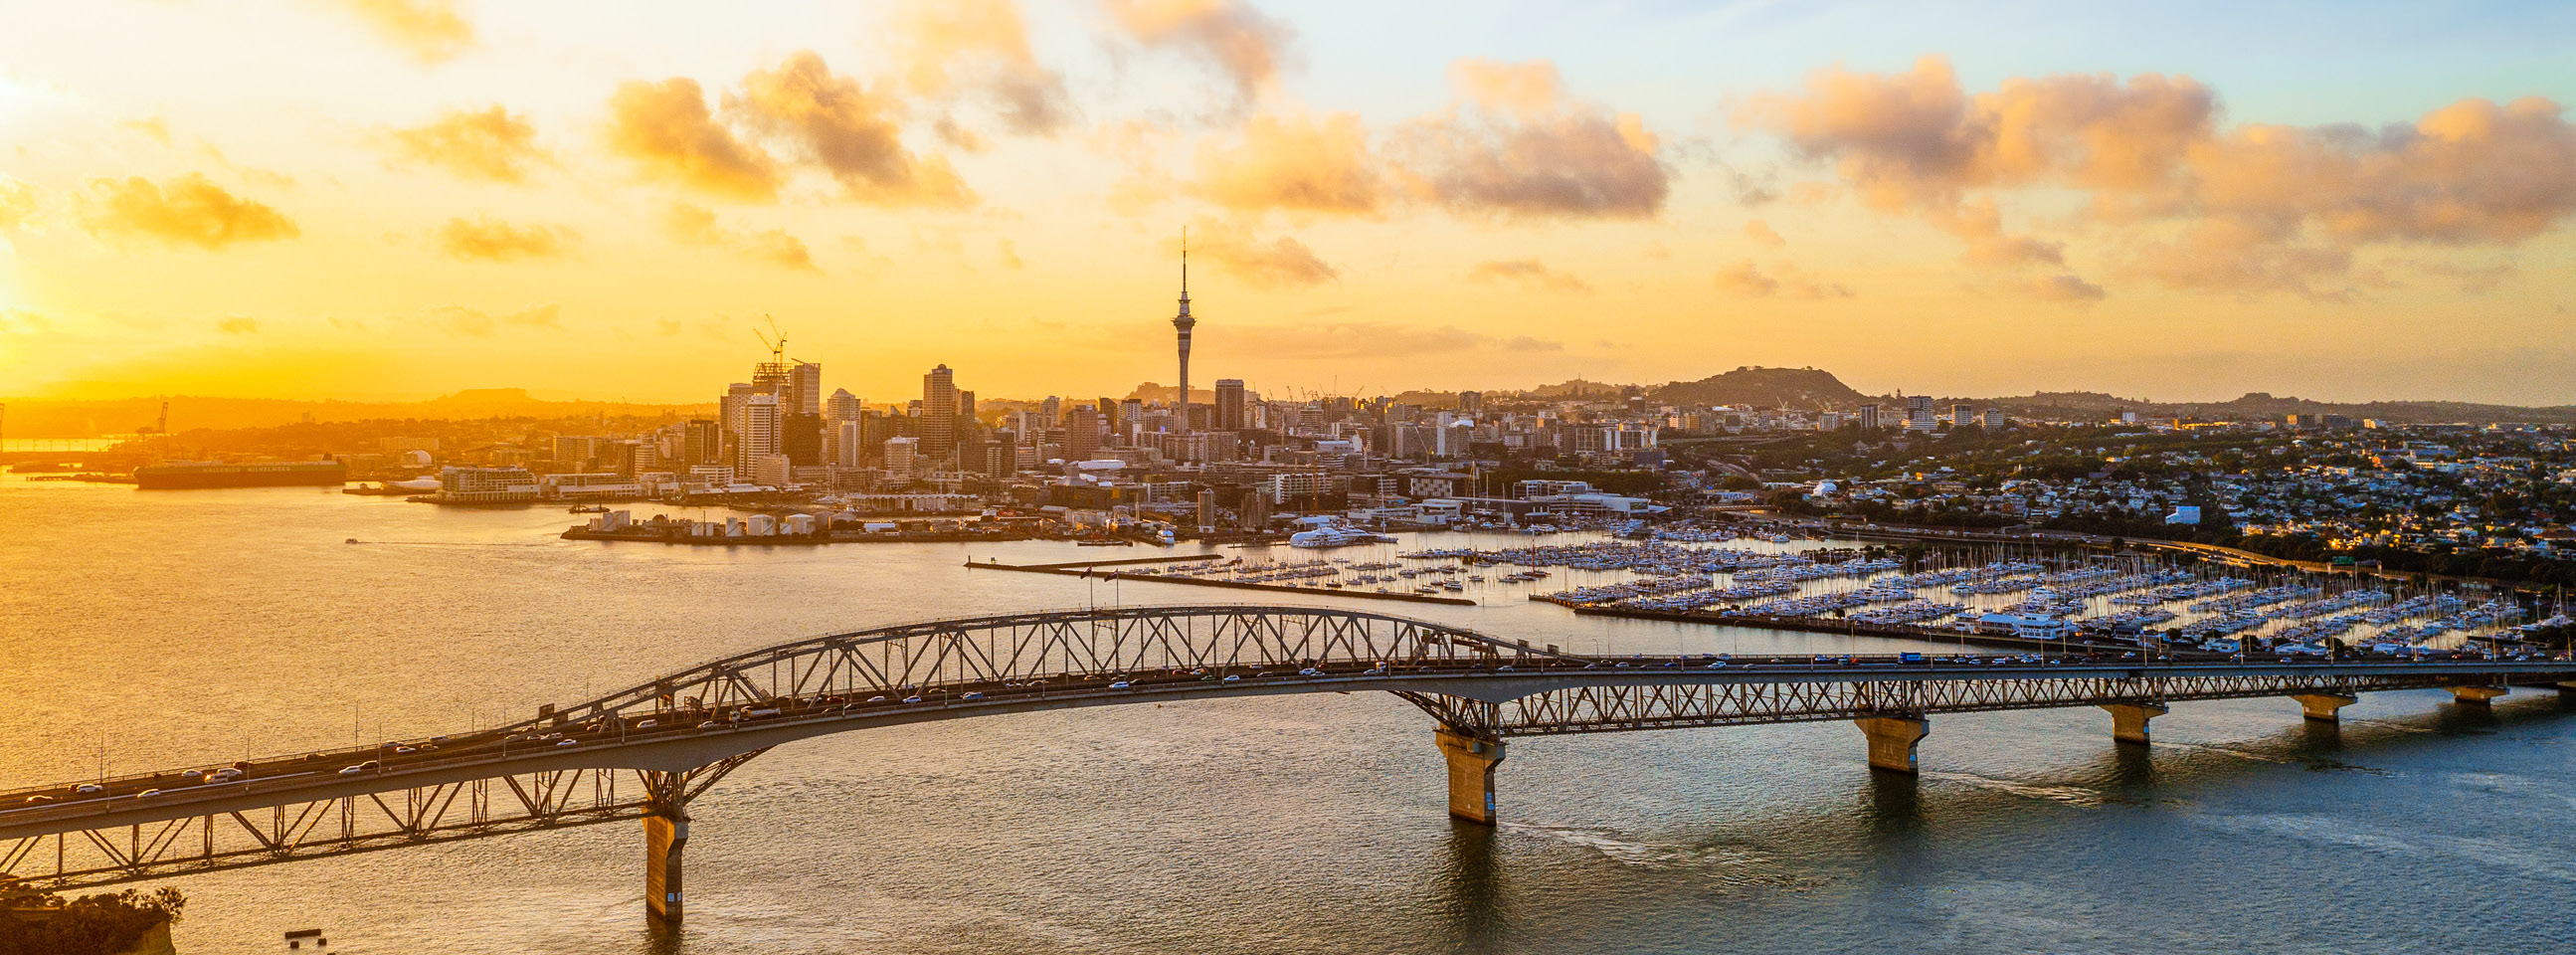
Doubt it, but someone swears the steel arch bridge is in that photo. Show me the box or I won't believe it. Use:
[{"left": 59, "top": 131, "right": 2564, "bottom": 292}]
[{"left": 2, "top": 604, "right": 2569, "bottom": 922}]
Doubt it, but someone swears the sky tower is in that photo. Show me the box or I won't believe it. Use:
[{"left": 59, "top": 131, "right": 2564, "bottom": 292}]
[{"left": 1173, "top": 230, "right": 1195, "bottom": 442}]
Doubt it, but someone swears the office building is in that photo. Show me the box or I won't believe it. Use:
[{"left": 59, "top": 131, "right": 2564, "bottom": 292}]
[
  {"left": 1215, "top": 379, "right": 1246, "bottom": 431},
  {"left": 921, "top": 364, "right": 959, "bottom": 462}
]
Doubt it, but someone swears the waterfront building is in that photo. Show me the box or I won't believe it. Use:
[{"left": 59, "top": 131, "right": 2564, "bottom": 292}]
[
  {"left": 437, "top": 466, "right": 540, "bottom": 503},
  {"left": 884, "top": 436, "right": 920, "bottom": 475}
]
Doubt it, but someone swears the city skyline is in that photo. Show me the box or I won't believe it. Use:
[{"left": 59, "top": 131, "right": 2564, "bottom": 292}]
[{"left": 4, "top": 1, "right": 2576, "bottom": 406}]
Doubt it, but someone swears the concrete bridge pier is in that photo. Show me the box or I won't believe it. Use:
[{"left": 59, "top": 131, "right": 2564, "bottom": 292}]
[
  {"left": 2292, "top": 693, "right": 2358, "bottom": 723},
  {"left": 644, "top": 811, "right": 689, "bottom": 924},
  {"left": 2100, "top": 702, "right": 2167, "bottom": 745},
  {"left": 1854, "top": 716, "right": 1930, "bottom": 773},
  {"left": 2449, "top": 685, "right": 2508, "bottom": 706},
  {"left": 1435, "top": 727, "right": 1507, "bottom": 825}
]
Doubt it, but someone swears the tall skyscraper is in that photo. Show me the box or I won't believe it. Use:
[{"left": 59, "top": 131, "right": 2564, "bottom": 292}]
[
  {"left": 1907, "top": 395, "right": 1936, "bottom": 433},
  {"left": 921, "top": 364, "right": 959, "bottom": 462},
  {"left": 1214, "top": 379, "right": 1246, "bottom": 431},
  {"left": 1856, "top": 404, "right": 1882, "bottom": 430},
  {"left": 958, "top": 390, "right": 975, "bottom": 420},
  {"left": 754, "top": 360, "right": 823, "bottom": 417},
  {"left": 1172, "top": 235, "right": 1195, "bottom": 443},
  {"left": 1460, "top": 390, "right": 1484, "bottom": 416},
  {"left": 1065, "top": 404, "right": 1101, "bottom": 461},
  {"left": 826, "top": 389, "right": 862, "bottom": 423},
  {"left": 732, "top": 394, "right": 781, "bottom": 470}
]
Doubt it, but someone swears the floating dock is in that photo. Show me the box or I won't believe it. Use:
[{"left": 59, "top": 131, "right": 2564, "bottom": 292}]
[{"left": 970, "top": 555, "right": 1479, "bottom": 606}]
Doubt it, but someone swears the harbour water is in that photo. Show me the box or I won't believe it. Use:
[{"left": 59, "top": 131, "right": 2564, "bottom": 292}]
[{"left": 5, "top": 478, "right": 2575, "bottom": 954}]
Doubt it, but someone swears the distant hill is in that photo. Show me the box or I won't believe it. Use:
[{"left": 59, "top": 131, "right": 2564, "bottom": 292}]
[
  {"left": 1986, "top": 391, "right": 2576, "bottom": 425},
  {"left": 0, "top": 389, "right": 713, "bottom": 437},
  {"left": 1651, "top": 367, "right": 1867, "bottom": 409}
]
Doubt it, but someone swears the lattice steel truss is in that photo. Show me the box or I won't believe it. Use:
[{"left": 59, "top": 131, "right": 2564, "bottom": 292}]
[
  {"left": 1493, "top": 671, "right": 2497, "bottom": 736},
  {"left": 516, "top": 605, "right": 1526, "bottom": 728},
  {"left": 0, "top": 755, "right": 761, "bottom": 893}
]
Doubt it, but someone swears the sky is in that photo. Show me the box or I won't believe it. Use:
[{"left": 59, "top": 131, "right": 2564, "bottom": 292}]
[{"left": 2, "top": 0, "right": 2573, "bottom": 406}]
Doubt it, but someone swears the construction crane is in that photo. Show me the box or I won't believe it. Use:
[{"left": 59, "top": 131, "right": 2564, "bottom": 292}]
[
  {"left": 135, "top": 401, "right": 168, "bottom": 436},
  {"left": 753, "top": 315, "right": 786, "bottom": 367}
]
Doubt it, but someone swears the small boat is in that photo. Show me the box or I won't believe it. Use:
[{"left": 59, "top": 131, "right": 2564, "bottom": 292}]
[{"left": 345, "top": 538, "right": 359, "bottom": 544}]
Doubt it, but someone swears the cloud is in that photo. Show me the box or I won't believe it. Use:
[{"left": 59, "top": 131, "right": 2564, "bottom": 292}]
[
  {"left": 437, "top": 215, "right": 575, "bottom": 262},
  {"left": 122, "top": 116, "right": 171, "bottom": 146},
  {"left": 1465, "top": 258, "right": 1590, "bottom": 292},
  {"left": 729, "top": 51, "right": 973, "bottom": 207},
  {"left": 423, "top": 302, "right": 561, "bottom": 336},
  {"left": 79, "top": 173, "right": 299, "bottom": 249},
  {"left": 0, "top": 177, "right": 34, "bottom": 229},
  {"left": 1176, "top": 59, "right": 1665, "bottom": 222},
  {"left": 2024, "top": 273, "right": 2108, "bottom": 302},
  {"left": 889, "top": 0, "right": 1074, "bottom": 136},
  {"left": 1103, "top": 0, "right": 1295, "bottom": 104},
  {"left": 605, "top": 78, "right": 784, "bottom": 201},
  {"left": 1741, "top": 56, "right": 2576, "bottom": 295},
  {"left": 1715, "top": 259, "right": 1851, "bottom": 299},
  {"left": 999, "top": 238, "right": 1023, "bottom": 270},
  {"left": 658, "top": 202, "right": 820, "bottom": 273},
  {"left": 1743, "top": 219, "right": 1785, "bottom": 248},
  {"left": 1190, "top": 109, "right": 1385, "bottom": 215},
  {"left": 327, "top": 0, "right": 475, "bottom": 65},
  {"left": 384, "top": 105, "right": 552, "bottom": 183},
  {"left": 218, "top": 316, "right": 258, "bottom": 334},
  {"left": 1716, "top": 260, "right": 1779, "bottom": 296},
  {"left": 1228, "top": 320, "right": 1561, "bottom": 359},
  {"left": 2414, "top": 259, "right": 2515, "bottom": 294},
  {"left": 1189, "top": 222, "right": 1339, "bottom": 288},
  {"left": 1391, "top": 59, "right": 1669, "bottom": 219}
]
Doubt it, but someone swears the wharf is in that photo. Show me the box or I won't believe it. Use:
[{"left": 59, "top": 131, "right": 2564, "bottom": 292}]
[
  {"left": 971, "top": 556, "right": 1478, "bottom": 606},
  {"left": 562, "top": 527, "right": 1030, "bottom": 546},
  {"left": 1561, "top": 602, "right": 2142, "bottom": 654}
]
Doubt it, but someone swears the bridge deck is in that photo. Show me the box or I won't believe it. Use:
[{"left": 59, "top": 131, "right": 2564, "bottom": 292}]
[{"left": 3, "top": 604, "right": 2568, "bottom": 897}]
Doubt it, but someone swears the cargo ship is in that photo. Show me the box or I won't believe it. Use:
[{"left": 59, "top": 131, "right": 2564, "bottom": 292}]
[{"left": 134, "top": 460, "right": 347, "bottom": 489}]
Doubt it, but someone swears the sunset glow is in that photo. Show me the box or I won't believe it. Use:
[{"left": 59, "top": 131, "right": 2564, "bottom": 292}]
[{"left": 2, "top": 0, "right": 2572, "bottom": 404}]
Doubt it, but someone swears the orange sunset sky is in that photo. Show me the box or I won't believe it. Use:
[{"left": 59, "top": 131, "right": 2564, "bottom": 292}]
[{"left": 2, "top": 0, "right": 2573, "bottom": 405}]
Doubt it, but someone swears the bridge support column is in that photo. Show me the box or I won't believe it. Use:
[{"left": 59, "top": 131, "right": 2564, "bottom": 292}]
[
  {"left": 2449, "top": 685, "right": 2508, "bottom": 706},
  {"left": 2100, "top": 702, "right": 2167, "bottom": 745},
  {"left": 1854, "top": 716, "right": 1929, "bottom": 774},
  {"left": 2292, "top": 693, "right": 2357, "bottom": 723},
  {"left": 644, "top": 811, "right": 688, "bottom": 924},
  {"left": 1435, "top": 727, "right": 1506, "bottom": 825}
]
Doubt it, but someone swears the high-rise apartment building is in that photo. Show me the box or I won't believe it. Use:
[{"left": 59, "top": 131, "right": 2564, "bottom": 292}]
[
  {"left": 1856, "top": 404, "right": 1882, "bottom": 430},
  {"left": 1906, "top": 396, "right": 1936, "bottom": 433},
  {"left": 1951, "top": 403, "right": 1974, "bottom": 428},
  {"left": 920, "top": 364, "right": 959, "bottom": 463},
  {"left": 1214, "top": 379, "right": 1246, "bottom": 432}
]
